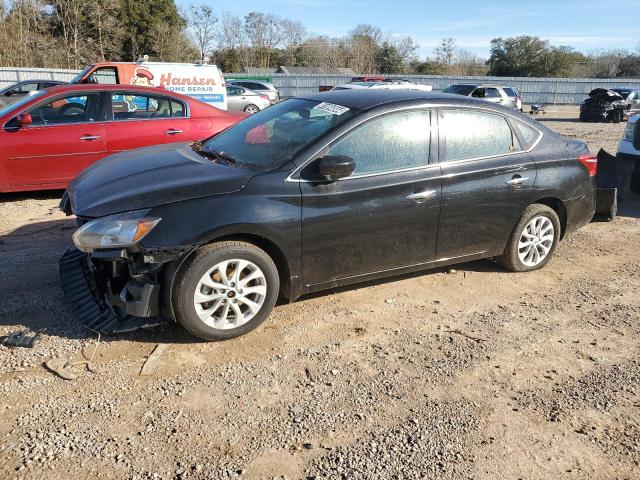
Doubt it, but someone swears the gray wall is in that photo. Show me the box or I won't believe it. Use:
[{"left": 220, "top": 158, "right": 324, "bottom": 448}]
[{"left": 2, "top": 67, "right": 639, "bottom": 105}]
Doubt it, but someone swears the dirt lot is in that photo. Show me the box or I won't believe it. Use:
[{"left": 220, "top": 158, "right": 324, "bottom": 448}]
[{"left": 1, "top": 107, "right": 639, "bottom": 480}]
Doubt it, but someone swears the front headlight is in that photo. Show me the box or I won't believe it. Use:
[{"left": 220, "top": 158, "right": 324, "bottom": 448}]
[{"left": 72, "top": 210, "right": 161, "bottom": 252}]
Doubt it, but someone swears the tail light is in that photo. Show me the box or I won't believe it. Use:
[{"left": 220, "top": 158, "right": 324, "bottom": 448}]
[
  {"left": 578, "top": 154, "right": 597, "bottom": 177},
  {"left": 259, "top": 94, "right": 269, "bottom": 100}
]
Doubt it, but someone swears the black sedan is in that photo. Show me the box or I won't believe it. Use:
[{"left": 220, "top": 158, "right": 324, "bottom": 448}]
[{"left": 60, "top": 90, "right": 596, "bottom": 341}]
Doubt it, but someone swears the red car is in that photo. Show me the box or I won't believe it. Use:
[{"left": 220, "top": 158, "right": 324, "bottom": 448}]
[{"left": 0, "top": 84, "right": 245, "bottom": 192}]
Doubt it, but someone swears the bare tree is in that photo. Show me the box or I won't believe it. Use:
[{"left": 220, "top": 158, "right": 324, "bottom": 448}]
[
  {"left": 281, "top": 19, "right": 305, "bottom": 65},
  {"left": 349, "top": 25, "right": 381, "bottom": 73},
  {"left": 451, "top": 48, "right": 487, "bottom": 75},
  {"left": 244, "top": 12, "right": 285, "bottom": 68},
  {"left": 216, "top": 12, "right": 254, "bottom": 71},
  {"left": 150, "top": 22, "right": 198, "bottom": 62},
  {"left": 434, "top": 37, "right": 456, "bottom": 66},
  {"left": 49, "top": 0, "right": 90, "bottom": 68},
  {"left": 188, "top": 3, "right": 217, "bottom": 61}
]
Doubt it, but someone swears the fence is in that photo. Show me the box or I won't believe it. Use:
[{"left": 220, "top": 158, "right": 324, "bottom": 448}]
[
  {"left": 0, "top": 67, "right": 81, "bottom": 87},
  {"left": 2, "top": 67, "right": 640, "bottom": 105},
  {"left": 241, "top": 74, "right": 640, "bottom": 105}
]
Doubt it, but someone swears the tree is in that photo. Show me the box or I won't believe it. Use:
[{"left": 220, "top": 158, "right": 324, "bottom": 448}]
[
  {"left": 452, "top": 48, "right": 487, "bottom": 76},
  {"left": 86, "top": 0, "right": 126, "bottom": 62},
  {"left": 394, "top": 36, "right": 419, "bottom": 66},
  {"left": 434, "top": 37, "right": 455, "bottom": 65},
  {"left": 349, "top": 24, "right": 381, "bottom": 73},
  {"left": 244, "top": 12, "right": 284, "bottom": 68},
  {"left": 487, "top": 36, "right": 583, "bottom": 77},
  {"left": 121, "top": 0, "right": 186, "bottom": 60},
  {"left": 376, "top": 41, "right": 403, "bottom": 73},
  {"left": 48, "top": 0, "right": 91, "bottom": 68},
  {"left": 281, "top": 19, "right": 305, "bottom": 65},
  {"left": 188, "top": 3, "right": 217, "bottom": 61}
]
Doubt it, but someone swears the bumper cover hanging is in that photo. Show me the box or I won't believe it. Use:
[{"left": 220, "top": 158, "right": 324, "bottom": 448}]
[{"left": 59, "top": 248, "right": 168, "bottom": 334}]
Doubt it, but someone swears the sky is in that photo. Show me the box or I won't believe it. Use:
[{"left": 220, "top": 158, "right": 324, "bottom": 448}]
[{"left": 177, "top": 0, "right": 639, "bottom": 59}]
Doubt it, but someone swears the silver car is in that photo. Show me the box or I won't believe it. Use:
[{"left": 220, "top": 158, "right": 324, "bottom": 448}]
[
  {"left": 442, "top": 84, "right": 520, "bottom": 109},
  {"left": 611, "top": 88, "right": 640, "bottom": 117},
  {"left": 226, "top": 85, "right": 271, "bottom": 114},
  {"left": 228, "top": 80, "right": 279, "bottom": 103}
]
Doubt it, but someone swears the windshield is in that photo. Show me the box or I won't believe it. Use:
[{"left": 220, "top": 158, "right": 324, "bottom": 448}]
[
  {"left": 0, "top": 90, "right": 46, "bottom": 118},
  {"left": 70, "top": 66, "right": 93, "bottom": 84},
  {"left": 442, "top": 85, "right": 476, "bottom": 96},
  {"left": 611, "top": 89, "right": 631, "bottom": 99},
  {"left": 197, "top": 98, "right": 359, "bottom": 171}
]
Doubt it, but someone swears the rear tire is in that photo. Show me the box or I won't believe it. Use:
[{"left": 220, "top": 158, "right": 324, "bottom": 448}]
[
  {"left": 172, "top": 241, "right": 279, "bottom": 341},
  {"left": 243, "top": 104, "right": 260, "bottom": 114},
  {"left": 497, "top": 204, "right": 561, "bottom": 272}
]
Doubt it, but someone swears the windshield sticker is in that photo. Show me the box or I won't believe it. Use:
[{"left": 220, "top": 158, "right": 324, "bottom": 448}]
[{"left": 313, "top": 102, "right": 350, "bottom": 115}]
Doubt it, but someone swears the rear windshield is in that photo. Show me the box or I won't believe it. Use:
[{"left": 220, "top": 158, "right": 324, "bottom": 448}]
[
  {"left": 442, "top": 85, "right": 476, "bottom": 96},
  {"left": 197, "top": 98, "right": 359, "bottom": 171},
  {"left": 503, "top": 87, "right": 518, "bottom": 97}
]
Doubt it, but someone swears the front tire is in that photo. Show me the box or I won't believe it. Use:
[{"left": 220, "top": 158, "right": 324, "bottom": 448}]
[
  {"left": 498, "top": 204, "right": 561, "bottom": 272},
  {"left": 172, "top": 241, "right": 279, "bottom": 341},
  {"left": 243, "top": 104, "right": 260, "bottom": 114}
]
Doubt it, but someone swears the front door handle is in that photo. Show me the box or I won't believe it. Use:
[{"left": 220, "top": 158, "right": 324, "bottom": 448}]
[
  {"left": 80, "top": 135, "right": 100, "bottom": 141},
  {"left": 506, "top": 175, "right": 529, "bottom": 186},
  {"left": 406, "top": 189, "right": 437, "bottom": 203},
  {"left": 164, "top": 129, "right": 183, "bottom": 135}
]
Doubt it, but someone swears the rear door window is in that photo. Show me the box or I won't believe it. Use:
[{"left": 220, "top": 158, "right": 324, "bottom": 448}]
[
  {"left": 111, "top": 93, "right": 172, "bottom": 120},
  {"left": 442, "top": 109, "right": 517, "bottom": 161},
  {"left": 485, "top": 88, "right": 501, "bottom": 98},
  {"left": 247, "top": 82, "right": 266, "bottom": 91},
  {"left": 327, "top": 110, "right": 431, "bottom": 176}
]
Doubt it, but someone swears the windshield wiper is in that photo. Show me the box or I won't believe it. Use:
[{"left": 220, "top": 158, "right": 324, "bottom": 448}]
[{"left": 191, "top": 142, "right": 237, "bottom": 165}]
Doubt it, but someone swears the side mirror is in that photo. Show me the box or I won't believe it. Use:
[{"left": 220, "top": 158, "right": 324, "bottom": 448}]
[
  {"left": 317, "top": 154, "right": 355, "bottom": 181},
  {"left": 633, "top": 121, "right": 640, "bottom": 150},
  {"left": 15, "top": 113, "right": 33, "bottom": 127}
]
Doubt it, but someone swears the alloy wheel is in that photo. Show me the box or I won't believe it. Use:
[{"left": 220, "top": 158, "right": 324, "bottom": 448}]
[
  {"left": 517, "top": 215, "right": 555, "bottom": 267},
  {"left": 193, "top": 259, "right": 267, "bottom": 329}
]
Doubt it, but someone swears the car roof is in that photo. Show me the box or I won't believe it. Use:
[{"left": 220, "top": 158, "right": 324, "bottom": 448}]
[
  {"left": 300, "top": 89, "right": 496, "bottom": 110},
  {"left": 43, "top": 83, "right": 194, "bottom": 100}
]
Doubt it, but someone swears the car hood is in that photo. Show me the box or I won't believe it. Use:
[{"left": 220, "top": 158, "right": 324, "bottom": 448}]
[
  {"left": 67, "top": 143, "right": 257, "bottom": 218},
  {"left": 588, "top": 88, "right": 624, "bottom": 101}
]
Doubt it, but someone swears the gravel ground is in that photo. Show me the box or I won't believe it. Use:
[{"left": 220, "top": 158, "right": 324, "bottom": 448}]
[{"left": 0, "top": 107, "right": 638, "bottom": 480}]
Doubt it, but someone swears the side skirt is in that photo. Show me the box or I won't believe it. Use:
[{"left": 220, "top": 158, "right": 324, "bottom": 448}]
[{"left": 302, "top": 251, "right": 491, "bottom": 297}]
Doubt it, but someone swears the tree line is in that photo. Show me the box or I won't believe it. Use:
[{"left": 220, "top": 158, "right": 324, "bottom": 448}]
[{"left": 1, "top": 0, "right": 638, "bottom": 78}]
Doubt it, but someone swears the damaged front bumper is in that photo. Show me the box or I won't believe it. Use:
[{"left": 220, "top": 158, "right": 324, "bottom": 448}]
[{"left": 59, "top": 246, "right": 187, "bottom": 334}]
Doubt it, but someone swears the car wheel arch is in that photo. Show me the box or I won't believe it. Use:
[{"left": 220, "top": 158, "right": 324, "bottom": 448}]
[
  {"left": 161, "top": 231, "right": 294, "bottom": 321},
  {"left": 526, "top": 197, "right": 568, "bottom": 239}
]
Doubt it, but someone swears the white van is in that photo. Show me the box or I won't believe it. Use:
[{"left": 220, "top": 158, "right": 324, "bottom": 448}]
[{"left": 72, "top": 61, "right": 227, "bottom": 110}]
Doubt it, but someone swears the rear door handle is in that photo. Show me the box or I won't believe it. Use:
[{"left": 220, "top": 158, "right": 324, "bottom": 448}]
[
  {"left": 406, "top": 189, "right": 437, "bottom": 203},
  {"left": 165, "top": 129, "right": 183, "bottom": 135},
  {"left": 80, "top": 135, "right": 100, "bottom": 141},
  {"left": 507, "top": 176, "right": 529, "bottom": 186}
]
